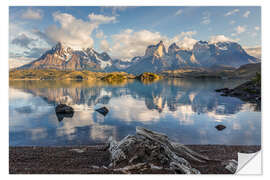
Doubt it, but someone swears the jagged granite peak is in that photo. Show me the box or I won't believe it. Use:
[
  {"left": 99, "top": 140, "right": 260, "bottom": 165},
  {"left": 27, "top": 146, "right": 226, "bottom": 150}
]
[
  {"left": 192, "top": 40, "right": 259, "bottom": 67},
  {"left": 145, "top": 40, "right": 167, "bottom": 58},
  {"left": 126, "top": 40, "right": 259, "bottom": 74},
  {"left": 168, "top": 43, "right": 181, "bottom": 56},
  {"left": 16, "top": 40, "right": 259, "bottom": 74},
  {"left": 52, "top": 42, "right": 73, "bottom": 55}
]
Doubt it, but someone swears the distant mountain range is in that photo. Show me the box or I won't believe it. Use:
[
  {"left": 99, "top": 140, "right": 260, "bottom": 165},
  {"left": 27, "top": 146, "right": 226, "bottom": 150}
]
[{"left": 17, "top": 40, "right": 260, "bottom": 74}]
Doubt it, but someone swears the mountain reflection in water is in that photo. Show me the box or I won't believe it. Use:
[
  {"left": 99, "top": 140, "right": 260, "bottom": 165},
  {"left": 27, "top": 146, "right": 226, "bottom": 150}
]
[{"left": 9, "top": 79, "right": 261, "bottom": 146}]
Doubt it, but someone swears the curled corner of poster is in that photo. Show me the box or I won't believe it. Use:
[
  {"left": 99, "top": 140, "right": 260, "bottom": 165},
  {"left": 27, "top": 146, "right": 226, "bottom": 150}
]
[{"left": 236, "top": 150, "right": 262, "bottom": 175}]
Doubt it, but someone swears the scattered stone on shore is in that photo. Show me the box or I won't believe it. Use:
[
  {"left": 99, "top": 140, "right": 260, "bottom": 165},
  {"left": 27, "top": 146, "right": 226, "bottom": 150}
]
[
  {"left": 215, "top": 125, "right": 226, "bottom": 131},
  {"left": 95, "top": 107, "right": 109, "bottom": 116},
  {"left": 10, "top": 144, "right": 261, "bottom": 174},
  {"left": 90, "top": 165, "right": 100, "bottom": 169},
  {"left": 55, "top": 104, "right": 74, "bottom": 121},
  {"left": 69, "top": 148, "right": 85, "bottom": 153}
]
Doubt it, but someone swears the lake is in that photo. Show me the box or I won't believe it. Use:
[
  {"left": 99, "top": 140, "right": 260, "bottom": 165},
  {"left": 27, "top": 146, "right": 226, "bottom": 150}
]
[{"left": 9, "top": 79, "right": 261, "bottom": 146}]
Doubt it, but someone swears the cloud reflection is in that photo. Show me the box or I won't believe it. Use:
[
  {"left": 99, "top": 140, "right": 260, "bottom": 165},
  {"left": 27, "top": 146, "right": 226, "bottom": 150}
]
[{"left": 9, "top": 79, "right": 261, "bottom": 145}]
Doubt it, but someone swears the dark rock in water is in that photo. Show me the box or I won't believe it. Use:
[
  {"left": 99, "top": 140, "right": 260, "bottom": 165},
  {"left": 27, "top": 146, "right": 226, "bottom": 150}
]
[
  {"left": 215, "top": 125, "right": 226, "bottom": 131},
  {"left": 215, "top": 75, "right": 261, "bottom": 110},
  {"left": 56, "top": 111, "right": 74, "bottom": 122},
  {"left": 215, "top": 88, "right": 231, "bottom": 93},
  {"left": 55, "top": 104, "right": 74, "bottom": 114},
  {"left": 55, "top": 104, "right": 74, "bottom": 121},
  {"left": 215, "top": 88, "right": 228, "bottom": 92},
  {"left": 95, "top": 106, "right": 109, "bottom": 116}
]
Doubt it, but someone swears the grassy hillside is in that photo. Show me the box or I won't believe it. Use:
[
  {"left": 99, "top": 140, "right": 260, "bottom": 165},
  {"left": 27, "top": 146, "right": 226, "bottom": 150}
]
[
  {"left": 9, "top": 63, "right": 260, "bottom": 82},
  {"left": 9, "top": 69, "right": 93, "bottom": 80},
  {"left": 9, "top": 69, "right": 135, "bottom": 81},
  {"left": 136, "top": 72, "right": 162, "bottom": 83},
  {"left": 161, "top": 63, "right": 261, "bottom": 80}
]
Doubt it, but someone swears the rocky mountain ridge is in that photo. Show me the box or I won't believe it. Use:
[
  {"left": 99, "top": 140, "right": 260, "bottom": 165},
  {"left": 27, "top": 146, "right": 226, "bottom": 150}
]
[{"left": 17, "top": 40, "right": 260, "bottom": 74}]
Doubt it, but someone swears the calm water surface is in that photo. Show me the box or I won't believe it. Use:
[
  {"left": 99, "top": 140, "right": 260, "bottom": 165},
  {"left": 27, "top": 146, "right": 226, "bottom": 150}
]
[{"left": 9, "top": 79, "right": 261, "bottom": 146}]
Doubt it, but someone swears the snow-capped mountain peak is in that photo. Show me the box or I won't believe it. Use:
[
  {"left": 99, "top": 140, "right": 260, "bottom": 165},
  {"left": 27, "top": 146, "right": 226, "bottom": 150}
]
[
  {"left": 18, "top": 42, "right": 113, "bottom": 71},
  {"left": 17, "top": 40, "right": 259, "bottom": 74}
]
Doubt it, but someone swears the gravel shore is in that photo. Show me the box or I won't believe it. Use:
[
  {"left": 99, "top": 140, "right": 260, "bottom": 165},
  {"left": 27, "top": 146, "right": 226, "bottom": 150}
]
[{"left": 9, "top": 145, "right": 261, "bottom": 174}]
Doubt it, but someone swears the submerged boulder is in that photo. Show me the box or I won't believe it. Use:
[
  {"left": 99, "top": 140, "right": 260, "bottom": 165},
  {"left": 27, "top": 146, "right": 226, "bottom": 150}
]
[
  {"left": 95, "top": 106, "right": 109, "bottom": 116},
  {"left": 56, "top": 111, "right": 74, "bottom": 122},
  {"left": 55, "top": 104, "right": 74, "bottom": 121},
  {"left": 55, "top": 104, "right": 74, "bottom": 114},
  {"left": 215, "top": 125, "right": 226, "bottom": 131}
]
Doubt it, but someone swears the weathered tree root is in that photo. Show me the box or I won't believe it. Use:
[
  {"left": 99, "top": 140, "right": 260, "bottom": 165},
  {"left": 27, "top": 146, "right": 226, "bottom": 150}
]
[{"left": 106, "top": 127, "right": 238, "bottom": 174}]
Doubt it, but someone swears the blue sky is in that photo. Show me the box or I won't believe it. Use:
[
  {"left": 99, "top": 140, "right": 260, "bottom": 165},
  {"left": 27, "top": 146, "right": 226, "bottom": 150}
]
[{"left": 9, "top": 6, "right": 261, "bottom": 67}]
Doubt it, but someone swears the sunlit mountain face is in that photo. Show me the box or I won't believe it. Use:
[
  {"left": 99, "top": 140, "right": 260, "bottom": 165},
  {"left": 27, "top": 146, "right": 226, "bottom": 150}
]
[{"left": 9, "top": 79, "right": 261, "bottom": 146}]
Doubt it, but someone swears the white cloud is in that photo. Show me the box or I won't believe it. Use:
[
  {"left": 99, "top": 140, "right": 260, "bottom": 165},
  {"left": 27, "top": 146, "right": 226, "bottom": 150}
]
[
  {"left": 21, "top": 8, "right": 43, "bottom": 20},
  {"left": 243, "top": 11, "right": 251, "bottom": 18},
  {"left": 110, "top": 29, "right": 167, "bottom": 60},
  {"left": 108, "top": 96, "right": 160, "bottom": 123},
  {"left": 209, "top": 35, "right": 234, "bottom": 43},
  {"left": 9, "top": 57, "right": 35, "bottom": 69},
  {"left": 177, "top": 31, "right": 197, "bottom": 37},
  {"left": 171, "top": 31, "right": 197, "bottom": 50},
  {"left": 11, "top": 33, "right": 35, "bottom": 49},
  {"left": 175, "top": 9, "right": 183, "bottom": 16},
  {"left": 88, "top": 13, "right": 116, "bottom": 24},
  {"left": 108, "top": 29, "right": 198, "bottom": 60},
  {"left": 96, "top": 30, "right": 105, "bottom": 39},
  {"left": 225, "top": 9, "right": 239, "bottom": 16},
  {"left": 44, "top": 12, "right": 116, "bottom": 50},
  {"left": 9, "top": 21, "right": 53, "bottom": 69},
  {"left": 177, "top": 37, "right": 197, "bottom": 50},
  {"left": 45, "top": 12, "right": 97, "bottom": 49},
  {"left": 100, "top": 39, "right": 110, "bottom": 52},
  {"left": 235, "top": 25, "right": 246, "bottom": 34},
  {"left": 201, "top": 12, "right": 211, "bottom": 25},
  {"left": 244, "top": 46, "right": 261, "bottom": 58}
]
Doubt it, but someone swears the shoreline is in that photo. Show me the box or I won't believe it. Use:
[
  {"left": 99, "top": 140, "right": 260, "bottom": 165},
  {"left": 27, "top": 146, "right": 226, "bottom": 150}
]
[{"left": 9, "top": 144, "right": 261, "bottom": 174}]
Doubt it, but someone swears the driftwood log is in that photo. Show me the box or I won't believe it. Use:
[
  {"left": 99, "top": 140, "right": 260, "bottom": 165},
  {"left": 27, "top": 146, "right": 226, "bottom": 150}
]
[{"left": 106, "top": 127, "right": 238, "bottom": 174}]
